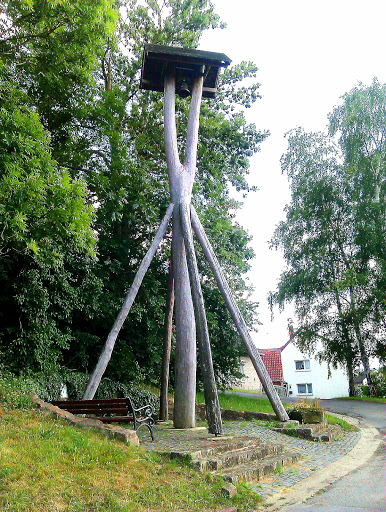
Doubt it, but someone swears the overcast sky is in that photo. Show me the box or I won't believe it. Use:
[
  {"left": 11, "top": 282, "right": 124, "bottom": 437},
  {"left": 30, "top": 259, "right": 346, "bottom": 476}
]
[{"left": 199, "top": 0, "right": 386, "bottom": 349}]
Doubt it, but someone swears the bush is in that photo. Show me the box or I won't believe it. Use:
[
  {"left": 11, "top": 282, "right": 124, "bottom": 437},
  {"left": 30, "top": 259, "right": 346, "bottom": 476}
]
[
  {"left": 0, "top": 369, "right": 160, "bottom": 418},
  {"left": 0, "top": 372, "right": 34, "bottom": 409},
  {"left": 285, "top": 398, "right": 323, "bottom": 413},
  {"left": 354, "top": 384, "right": 369, "bottom": 397},
  {"left": 354, "top": 370, "right": 386, "bottom": 398},
  {"left": 372, "top": 368, "right": 386, "bottom": 398}
]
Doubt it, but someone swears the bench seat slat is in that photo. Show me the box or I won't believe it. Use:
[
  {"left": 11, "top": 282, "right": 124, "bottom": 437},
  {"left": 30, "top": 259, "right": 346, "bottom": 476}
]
[
  {"left": 54, "top": 403, "right": 128, "bottom": 411},
  {"left": 53, "top": 399, "right": 127, "bottom": 406},
  {"left": 58, "top": 407, "right": 130, "bottom": 415}
]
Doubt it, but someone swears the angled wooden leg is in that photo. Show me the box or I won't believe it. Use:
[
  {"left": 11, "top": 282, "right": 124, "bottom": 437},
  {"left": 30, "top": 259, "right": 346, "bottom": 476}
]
[
  {"left": 190, "top": 205, "right": 289, "bottom": 422},
  {"left": 83, "top": 203, "right": 174, "bottom": 400},
  {"left": 180, "top": 202, "right": 223, "bottom": 435},
  {"left": 159, "top": 260, "right": 174, "bottom": 421}
]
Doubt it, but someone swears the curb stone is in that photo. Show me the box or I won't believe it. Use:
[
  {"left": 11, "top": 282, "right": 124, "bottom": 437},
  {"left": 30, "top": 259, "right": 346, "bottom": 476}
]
[{"left": 262, "top": 412, "right": 381, "bottom": 511}]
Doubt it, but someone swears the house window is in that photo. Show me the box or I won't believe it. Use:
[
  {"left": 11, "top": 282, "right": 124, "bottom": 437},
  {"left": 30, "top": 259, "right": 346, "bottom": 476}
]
[
  {"left": 295, "top": 359, "right": 310, "bottom": 371},
  {"left": 297, "top": 383, "right": 313, "bottom": 395}
]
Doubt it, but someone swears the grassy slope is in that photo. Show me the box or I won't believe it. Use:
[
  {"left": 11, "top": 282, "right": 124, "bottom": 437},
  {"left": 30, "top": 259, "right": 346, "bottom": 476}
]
[{"left": 0, "top": 404, "right": 261, "bottom": 512}]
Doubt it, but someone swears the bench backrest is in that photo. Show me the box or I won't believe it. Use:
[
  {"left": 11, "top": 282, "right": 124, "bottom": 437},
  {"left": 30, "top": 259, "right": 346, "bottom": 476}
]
[{"left": 51, "top": 397, "right": 135, "bottom": 416}]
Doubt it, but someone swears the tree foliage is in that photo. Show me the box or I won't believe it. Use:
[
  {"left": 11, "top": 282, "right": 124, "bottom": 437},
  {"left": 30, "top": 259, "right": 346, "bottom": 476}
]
[
  {"left": 270, "top": 80, "right": 386, "bottom": 395},
  {"left": 0, "top": 66, "right": 98, "bottom": 373},
  {"left": 1, "top": 0, "right": 266, "bottom": 387}
]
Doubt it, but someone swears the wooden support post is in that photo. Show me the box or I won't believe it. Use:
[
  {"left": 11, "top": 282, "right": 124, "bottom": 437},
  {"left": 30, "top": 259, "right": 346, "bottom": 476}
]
[
  {"left": 180, "top": 201, "right": 223, "bottom": 435},
  {"left": 83, "top": 203, "right": 174, "bottom": 401},
  {"left": 159, "top": 260, "right": 174, "bottom": 421},
  {"left": 164, "top": 74, "right": 197, "bottom": 428},
  {"left": 190, "top": 205, "right": 289, "bottom": 422}
]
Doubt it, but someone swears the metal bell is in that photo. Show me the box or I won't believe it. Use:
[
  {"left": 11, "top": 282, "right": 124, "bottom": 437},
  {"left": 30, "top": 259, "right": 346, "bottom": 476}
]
[{"left": 178, "top": 79, "right": 191, "bottom": 98}]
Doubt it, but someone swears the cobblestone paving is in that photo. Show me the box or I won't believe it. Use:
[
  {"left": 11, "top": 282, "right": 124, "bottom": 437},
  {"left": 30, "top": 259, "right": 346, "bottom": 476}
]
[{"left": 138, "top": 420, "right": 361, "bottom": 501}]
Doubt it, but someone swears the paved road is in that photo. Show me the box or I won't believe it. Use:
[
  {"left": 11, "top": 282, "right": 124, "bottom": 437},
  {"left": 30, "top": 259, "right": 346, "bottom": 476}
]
[
  {"left": 278, "top": 398, "right": 386, "bottom": 512},
  {"left": 319, "top": 398, "right": 386, "bottom": 429},
  {"left": 228, "top": 392, "right": 385, "bottom": 511}
]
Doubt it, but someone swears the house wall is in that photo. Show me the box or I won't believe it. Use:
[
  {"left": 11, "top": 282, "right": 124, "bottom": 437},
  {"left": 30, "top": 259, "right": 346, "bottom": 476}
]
[
  {"left": 236, "top": 356, "right": 263, "bottom": 391},
  {"left": 281, "top": 342, "right": 349, "bottom": 399}
]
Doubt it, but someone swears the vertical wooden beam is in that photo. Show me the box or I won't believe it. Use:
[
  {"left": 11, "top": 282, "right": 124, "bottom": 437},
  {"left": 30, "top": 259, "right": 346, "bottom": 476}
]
[
  {"left": 185, "top": 74, "right": 204, "bottom": 181},
  {"left": 82, "top": 203, "right": 174, "bottom": 400},
  {"left": 180, "top": 202, "right": 223, "bottom": 435},
  {"left": 159, "top": 260, "right": 174, "bottom": 421},
  {"left": 164, "top": 74, "right": 196, "bottom": 428},
  {"left": 190, "top": 205, "right": 289, "bottom": 422}
]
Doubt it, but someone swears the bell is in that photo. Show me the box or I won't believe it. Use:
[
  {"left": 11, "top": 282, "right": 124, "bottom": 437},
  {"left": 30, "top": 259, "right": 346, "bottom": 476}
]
[{"left": 178, "top": 79, "right": 191, "bottom": 98}]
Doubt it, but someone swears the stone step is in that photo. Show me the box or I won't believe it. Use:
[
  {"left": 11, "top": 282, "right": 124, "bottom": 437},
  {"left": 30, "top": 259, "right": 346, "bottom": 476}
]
[
  {"left": 168, "top": 435, "right": 264, "bottom": 463},
  {"left": 220, "top": 451, "right": 302, "bottom": 484},
  {"left": 192, "top": 442, "right": 285, "bottom": 472},
  {"left": 272, "top": 421, "right": 339, "bottom": 442}
]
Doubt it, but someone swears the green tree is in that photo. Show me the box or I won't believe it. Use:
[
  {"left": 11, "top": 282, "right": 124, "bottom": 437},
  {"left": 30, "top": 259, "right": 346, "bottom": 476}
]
[
  {"left": 329, "top": 79, "right": 386, "bottom": 366},
  {"left": 0, "top": 68, "right": 99, "bottom": 372},
  {"left": 271, "top": 80, "right": 386, "bottom": 396},
  {"left": 270, "top": 128, "right": 362, "bottom": 394},
  {"left": 0, "top": 0, "right": 118, "bottom": 165},
  {"left": 63, "top": 0, "right": 267, "bottom": 387},
  {"left": 1, "top": 0, "right": 266, "bottom": 388}
]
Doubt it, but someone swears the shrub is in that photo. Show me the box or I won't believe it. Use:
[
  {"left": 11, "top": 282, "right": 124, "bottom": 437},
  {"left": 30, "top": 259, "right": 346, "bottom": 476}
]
[
  {"left": 0, "top": 372, "right": 34, "bottom": 409},
  {"left": 285, "top": 399, "right": 323, "bottom": 413},
  {"left": 0, "top": 369, "right": 160, "bottom": 418},
  {"left": 354, "top": 384, "right": 369, "bottom": 397},
  {"left": 372, "top": 368, "right": 386, "bottom": 398}
]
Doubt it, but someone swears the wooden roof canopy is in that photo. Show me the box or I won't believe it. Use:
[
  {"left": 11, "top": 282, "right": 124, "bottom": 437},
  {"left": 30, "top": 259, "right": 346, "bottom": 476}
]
[{"left": 140, "top": 44, "right": 231, "bottom": 99}]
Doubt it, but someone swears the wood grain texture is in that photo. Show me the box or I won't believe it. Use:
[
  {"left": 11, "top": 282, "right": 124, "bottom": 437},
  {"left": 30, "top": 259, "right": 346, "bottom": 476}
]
[
  {"left": 83, "top": 203, "right": 174, "bottom": 400},
  {"left": 164, "top": 73, "right": 197, "bottom": 428},
  {"left": 190, "top": 205, "right": 289, "bottom": 422},
  {"left": 159, "top": 261, "right": 174, "bottom": 421},
  {"left": 180, "top": 201, "right": 223, "bottom": 435}
]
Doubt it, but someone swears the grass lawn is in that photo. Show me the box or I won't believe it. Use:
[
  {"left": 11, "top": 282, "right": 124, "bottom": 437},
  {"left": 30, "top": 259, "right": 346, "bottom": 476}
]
[
  {"left": 339, "top": 396, "right": 386, "bottom": 403},
  {"left": 196, "top": 392, "right": 356, "bottom": 431},
  {"left": 0, "top": 403, "right": 262, "bottom": 512},
  {"left": 323, "top": 412, "right": 358, "bottom": 431},
  {"left": 196, "top": 392, "right": 275, "bottom": 414}
]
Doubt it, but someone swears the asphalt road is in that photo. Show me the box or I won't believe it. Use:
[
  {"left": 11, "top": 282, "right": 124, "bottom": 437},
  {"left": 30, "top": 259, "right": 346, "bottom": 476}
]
[
  {"left": 228, "top": 392, "right": 385, "bottom": 511},
  {"left": 319, "top": 398, "right": 386, "bottom": 429},
  {"left": 279, "top": 398, "right": 386, "bottom": 512}
]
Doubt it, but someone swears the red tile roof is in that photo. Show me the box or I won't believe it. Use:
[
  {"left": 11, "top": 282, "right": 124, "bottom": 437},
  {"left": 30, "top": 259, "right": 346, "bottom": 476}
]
[{"left": 259, "top": 349, "right": 283, "bottom": 383}]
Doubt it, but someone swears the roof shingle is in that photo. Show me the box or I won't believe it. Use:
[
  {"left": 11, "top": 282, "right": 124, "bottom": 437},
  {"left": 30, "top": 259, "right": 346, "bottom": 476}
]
[{"left": 259, "top": 349, "right": 283, "bottom": 383}]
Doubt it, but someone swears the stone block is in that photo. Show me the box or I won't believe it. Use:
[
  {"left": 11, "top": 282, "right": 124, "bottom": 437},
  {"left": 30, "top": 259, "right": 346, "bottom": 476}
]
[
  {"left": 221, "top": 409, "right": 243, "bottom": 421},
  {"left": 289, "top": 410, "right": 324, "bottom": 424},
  {"left": 221, "top": 483, "right": 237, "bottom": 498}
]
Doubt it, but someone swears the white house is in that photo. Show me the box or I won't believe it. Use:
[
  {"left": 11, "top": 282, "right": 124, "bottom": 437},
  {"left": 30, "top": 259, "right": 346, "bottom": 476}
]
[{"left": 238, "top": 339, "right": 349, "bottom": 399}]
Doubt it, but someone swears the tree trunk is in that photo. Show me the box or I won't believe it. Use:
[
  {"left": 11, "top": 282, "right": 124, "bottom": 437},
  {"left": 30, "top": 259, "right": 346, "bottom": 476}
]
[
  {"left": 332, "top": 285, "right": 357, "bottom": 398},
  {"left": 180, "top": 201, "right": 223, "bottom": 435},
  {"left": 159, "top": 261, "right": 174, "bottom": 421},
  {"left": 348, "top": 286, "right": 376, "bottom": 397},
  {"left": 353, "top": 323, "right": 376, "bottom": 396},
  {"left": 190, "top": 205, "right": 289, "bottom": 422},
  {"left": 83, "top": 203, "right": 174, "bottom": 400},
  {"left": 347, "top": 357, "right": 355, "bottom": 396}
]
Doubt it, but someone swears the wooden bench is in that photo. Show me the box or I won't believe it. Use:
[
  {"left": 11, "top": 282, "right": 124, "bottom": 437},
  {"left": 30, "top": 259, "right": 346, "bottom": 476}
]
[{"left": 51, "top": 397, "right": 155, "bottom": 441}]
